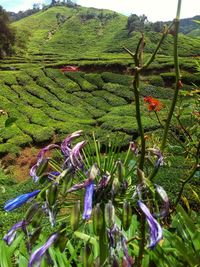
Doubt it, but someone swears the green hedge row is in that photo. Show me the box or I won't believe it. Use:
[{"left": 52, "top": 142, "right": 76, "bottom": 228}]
[{"left": 101, "top": 72, "right": 132, "bottom": 86}]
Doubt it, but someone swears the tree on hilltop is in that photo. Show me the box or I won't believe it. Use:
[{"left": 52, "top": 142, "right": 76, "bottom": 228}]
[{"left": 0, "top": 6, "right": 15, "bottom": 58}]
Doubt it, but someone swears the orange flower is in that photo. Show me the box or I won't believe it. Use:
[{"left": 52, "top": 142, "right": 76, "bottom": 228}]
[{"left": 144, "top": 96, "right": 163, "bottom": 112}]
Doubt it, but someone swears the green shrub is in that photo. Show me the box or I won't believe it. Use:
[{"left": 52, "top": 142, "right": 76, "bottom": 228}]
[
  {"left": 0, "top": 84, "right": 19, "bottom": 102},
  {"left": 17, "top": 104, "right": 55, "bottom": 126},
  {"left": 0, "top": 125, "right": 23, "bottom": 141},
  {"left": 101, "top": 72, "right": 132, "bottom": 86},
  {"left": 84, "top": 96, "right": 111, "bottom": 111},
  {"left": 7, "top": 134, "right": 32, "bottom": 147},
  {"left": 161, "top": 72, "right": 200, "bottom": 86},
  {"left": 65, "top": 72, "right": 98, "bottom": 92},
  {"left": 44, "top": 68, "right": 81, "bottom": 92},
  {"left": 102, "top": 82, "right": 134, "bottom": 101},
  {"left": 140, "top": 84, "right": 174, "bottom": 99},
  {"left": 84, "top": 73, "right": 104, "bottom": 88},
  {"left": 16, "top": 121, "right": 54, "bottom": 143},
  {"left": 148, "top": 75, "right": 165, "bottom": 87},
  {"left": 0, "top": 143, "right": 21, "bottom": 156},
  {"left": 0, "top": 72, "right": 17, "bottom": 86},
  {"left": 11, "top": 85, "right": 48, "bottom": 108},
  {"left": 92, "top": 90, "right": 127, "bottom": 106},
  {"left": 16, "top": 72, "right": 33, "bottom": 86}
]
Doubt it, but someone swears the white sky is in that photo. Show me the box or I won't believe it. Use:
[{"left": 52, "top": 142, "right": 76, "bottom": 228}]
[{"left": 0, "top": 0, "right": 199, "bottom": 22}]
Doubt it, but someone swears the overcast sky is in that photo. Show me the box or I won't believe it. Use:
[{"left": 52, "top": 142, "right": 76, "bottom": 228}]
[{"left": 0, "top": 0, "right": 199, "bottom": 22}]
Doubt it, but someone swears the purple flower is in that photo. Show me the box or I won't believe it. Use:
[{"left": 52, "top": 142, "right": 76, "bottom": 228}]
[
  {"left": 70, "top": 140, "right": 86, "bottom": 169},
  {"left": 47, "top": 171, "right": 60, "bottom": 182},
  {"left": 61, "top": 130, "right": 83, "bottom": 157},
  {"left": 4, "top": 190, "right": 40, "bottom": 212},
  {"left": 82, "top": 182, "right": 94, "bottom": 220},
  {"left": 155, "top": 185, "right": 169, "bottom": 218},
  {"left": 30, "top": 144, "right": 59, "bottom": 182},
  {"left": 130, "top": 141, "right": 139, "bottom": 155},
  {"left": 138, "top": 200, "right": 163, "bottom": 249},
  {"left": 28, "top": 233, "right": 58, "bottom": 267},
  {"left": 148, "top": 148, "right": 164, "bottom": 168},
  {"left": 3, "top": 221, "right": 24, "bottom": 245}
]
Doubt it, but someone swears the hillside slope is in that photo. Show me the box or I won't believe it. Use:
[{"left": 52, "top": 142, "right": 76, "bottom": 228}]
[{"left": 12, "top": 6, "right": 200, "bottom": 58}]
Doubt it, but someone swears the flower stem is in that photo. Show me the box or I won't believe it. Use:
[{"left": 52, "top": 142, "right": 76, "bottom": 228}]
[
  {"left": 161, "top": 0, "right": 182, "bottom": 152},
  {"left": 99, "top": 213, "right": 108, "bottom": 266}
]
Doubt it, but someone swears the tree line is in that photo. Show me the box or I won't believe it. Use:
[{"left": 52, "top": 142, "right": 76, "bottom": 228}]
[{"left": 0, "top": 6, "right": 15, "bottom": 58}]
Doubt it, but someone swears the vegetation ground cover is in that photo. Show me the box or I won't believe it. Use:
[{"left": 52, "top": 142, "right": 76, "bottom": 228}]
[{"left": 0, "top": 3, "right": 199, "bottom": 266}]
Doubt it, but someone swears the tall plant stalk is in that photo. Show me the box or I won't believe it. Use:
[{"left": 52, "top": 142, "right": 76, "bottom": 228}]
[
  {"left": 161, "top": 0, "right": 182, "bottom": 151},
  {"left": 124, "top": 1, "right": 182, "bottom": 266}
]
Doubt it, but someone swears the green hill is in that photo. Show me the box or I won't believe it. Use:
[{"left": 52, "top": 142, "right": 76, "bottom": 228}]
[{"left": 12, "top": 5, "right": 200, "bottom": 58}]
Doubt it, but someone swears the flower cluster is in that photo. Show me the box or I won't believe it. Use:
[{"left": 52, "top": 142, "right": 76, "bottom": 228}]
[
  {"left": 3, "top": 131, "right": 168, "bottom": 266},
  {"left": 144, "top": 96, "right": 164, "bottom": 112}
]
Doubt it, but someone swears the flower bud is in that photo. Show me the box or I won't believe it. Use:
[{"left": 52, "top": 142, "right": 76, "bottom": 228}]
[
  {"left": 54, "top": 234, "right": 68, "bottom": 252},
  {"left": 116, "top": 160, "right": 125, "bottom": 183},
  {"left": 93, "top": 204, "right": 103, "bottom": 236},
  {"left": 25, "top": 203, "right": 39, "bottom": 223},
  {"left": 112, "top": 177, "right": 120, "bottom": 195},
  {"left": 122, "top": 201, "right": 132, "bottom": 231},
  {"left": 83, "top": 242, "right": 93, "bottom": 267},
  {"left": 70, "top": 200, "right": 80, "bottom": 231},
  {"left": 31, "top": 209, "right": 44, "bottom": 228},
  {"left": 105, "top": 201, "right": 115, "bottom": 229},
  {"left": 30, "top": 227, "right": 42, "bottom": 245},
  {"left": 46, "top": 184, "right": 58, "bottom": 206}
]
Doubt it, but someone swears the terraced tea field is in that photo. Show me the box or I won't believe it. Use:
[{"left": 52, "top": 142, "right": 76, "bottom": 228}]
[{"left": 0, "top": 61, "right": 198, "bottom": 158}]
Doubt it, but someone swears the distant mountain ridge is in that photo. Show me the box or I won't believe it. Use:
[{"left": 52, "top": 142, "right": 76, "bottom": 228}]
[{"left": 11, "top": 5, "right": 200, "bottom": 58}]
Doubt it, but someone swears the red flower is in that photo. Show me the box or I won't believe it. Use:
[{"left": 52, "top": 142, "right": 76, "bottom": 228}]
[
  {"left": 60, "top": 65, "right": 79, "bottom": 72},
  {"left": 144, "top": 96, "right": 163, "bottom": 112}
]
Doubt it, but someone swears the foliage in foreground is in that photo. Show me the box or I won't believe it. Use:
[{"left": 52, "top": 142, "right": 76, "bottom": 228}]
[{"left": 1, "top": 1, "right": 200, "bottom": 267}]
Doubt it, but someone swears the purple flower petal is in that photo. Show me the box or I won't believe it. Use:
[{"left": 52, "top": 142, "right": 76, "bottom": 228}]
[
  {"left": 3, "top": 221, "right": 24, "bottom": 245},
  {"left": 149, "top": 148, "right": 164, "bottom": 168},
  {"left": 37, "top": 144, "right": 59, "bottom": 162},
  {"left": 70, "top": 140, "right": 86, "bottom": 169},
  {"left": 138, "top": 200, "right": 163, "bottom": 249},
  {"left": 155, "top": 184, "right": 169, "bottom": 218},
  {"left": 30, "top": 164, "right": 39, "bottom": 182},
  {"left": 30, "top": 144, "right": 59, "bottom": 182},
  {"left": 82, "top": 182, "right": 94, "bottom": 220},
  {"left": 28, "top": 233, "right": 58, "bottom": 267},
  {"left": 61, "top": 130, "right": 83, "bottom": 156},
  {"left": 4, "top": 190, "right": 40, "bottom": 212}
]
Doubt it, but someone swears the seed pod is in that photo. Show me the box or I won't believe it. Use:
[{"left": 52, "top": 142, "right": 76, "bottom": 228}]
[
  {"left": 25, "top": 203, "right": 39, "bottom": 223},
  {"left": 36, "top": 159, "right": 48, "bottom": 177},
  {"left": 122, "top": 201, "right": 132, "bottom": 231},
  {"left": 105, "top": 200, "right": 115, "bottom": 229},
  {"left": 31, "top": 209, "right": 44, "bottom": 228},
  {"left": 89, "top": 163, "right": 99, "bottom": 180},
  {"left": 46, "top": 184, "right": 58, "bottom": 206},
  {"left": 70, "top": 200, "right": 80, "bottom": 231},
  {"left": 54, "top": 234, "right": 68, "bottom": 252},
  {"left": 93, "top": 204, "right": 103, "bottom": 236},
  {"left": 29, "top": 227, "right": 42, "bottom": 245},
  {"left": 112, "top": 177, "right": 120, "bottom": 195},
  {"left": 83, "top": 242, "right": 93, "bottom": 267},
  {"left": 116, "top": 160, "right": 125, "bottom": 183}
]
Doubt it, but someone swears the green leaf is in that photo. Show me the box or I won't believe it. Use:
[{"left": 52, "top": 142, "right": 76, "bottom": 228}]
[
  {"left": 0, "top": 240, "right": 12, "bottom": 267},
  {"left": 176, "top": 205, "right": 195, "bottom": 233},
  {"left": 74, "top": 231, "right": 99, "bottom": 258},
  {"left": 18, "top": 255, "right": 28, "bottom": 267},
  {"left": 4, "top": 117, "right": 17, "bottom": 127}
]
